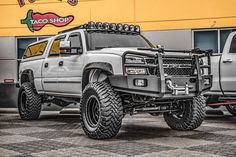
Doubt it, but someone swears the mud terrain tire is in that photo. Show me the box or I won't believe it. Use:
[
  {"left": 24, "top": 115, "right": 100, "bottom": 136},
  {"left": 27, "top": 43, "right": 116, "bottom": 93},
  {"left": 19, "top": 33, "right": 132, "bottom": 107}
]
[
  {"left": 18, "top": 83, "right": 41, "bottom": 120},
  {"left": 80, "top": 82, "right": 123, "bottom": 139},
  {"left": 226, "top": 105, "right": 236, "bottom": 116},
  {"left": 164, "top": 95, "right": 206, "bottom": 131}
]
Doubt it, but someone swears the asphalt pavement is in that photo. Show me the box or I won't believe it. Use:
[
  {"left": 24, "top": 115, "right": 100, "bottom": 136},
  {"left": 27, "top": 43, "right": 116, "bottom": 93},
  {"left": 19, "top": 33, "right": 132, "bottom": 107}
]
[{"left": 0, "top": 108, "right": 235, "bottom": 157}]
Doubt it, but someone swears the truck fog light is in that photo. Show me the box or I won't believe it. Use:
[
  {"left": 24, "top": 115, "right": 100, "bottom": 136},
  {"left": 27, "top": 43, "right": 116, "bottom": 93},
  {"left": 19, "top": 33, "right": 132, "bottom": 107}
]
[
  {"left": 204, "top": 78, "right": 210, "bottom": 85},
  {"left": 126, "top": 67, "right": 147, "bottom": 75},
  {"left": 134, "top": 79, "right": 147, "bottom": 87}
]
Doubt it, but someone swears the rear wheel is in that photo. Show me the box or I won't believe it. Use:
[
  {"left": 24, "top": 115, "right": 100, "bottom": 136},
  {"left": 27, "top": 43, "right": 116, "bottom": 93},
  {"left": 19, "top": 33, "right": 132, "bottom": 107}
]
[
  {"left": 226, "top": 105, "right": 236, "bottom": 116},
  {"left": 80, "top": 82, "right": 123, "bottom": 139},
  {"left": 18, "top": 83, "right": 42, "bottom": 120},
  {"left": 164, "top": 95, "right": 206, "bottom": 131}
]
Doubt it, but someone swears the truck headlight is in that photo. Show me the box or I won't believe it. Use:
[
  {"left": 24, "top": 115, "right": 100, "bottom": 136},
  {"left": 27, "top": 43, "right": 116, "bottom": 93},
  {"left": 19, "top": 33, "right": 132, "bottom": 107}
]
[
  {"left": 204, "top": 78, "right": 210, "bottom": 85},
  {"left": 126, "top": 67, "right": 147, "bottom": 75},
  {"left": 125, "top": 55, "right": 145, "bottom": 64}
]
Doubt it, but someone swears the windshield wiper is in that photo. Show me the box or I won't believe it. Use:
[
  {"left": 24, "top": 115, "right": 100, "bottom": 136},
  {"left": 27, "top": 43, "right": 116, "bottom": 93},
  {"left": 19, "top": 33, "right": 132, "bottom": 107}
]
[{"left": 94, "top": 46, "right": 113, "bottom": 50}]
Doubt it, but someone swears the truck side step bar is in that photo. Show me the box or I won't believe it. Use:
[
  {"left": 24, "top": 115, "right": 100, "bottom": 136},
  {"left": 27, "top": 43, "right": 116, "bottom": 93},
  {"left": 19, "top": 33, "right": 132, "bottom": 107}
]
[
  {"left": 208, "top": 101, "right": 236, "bottom": 107},
  {"left": 219, "top": 97, "right": 236, "bottom": 101}
]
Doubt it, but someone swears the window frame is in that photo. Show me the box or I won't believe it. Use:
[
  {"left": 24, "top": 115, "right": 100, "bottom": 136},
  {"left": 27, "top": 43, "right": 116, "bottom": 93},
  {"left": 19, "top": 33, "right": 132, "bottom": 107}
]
[
  {"left": 48, "top": 35, "right": 66, "bottom": 57},
  {"left": 16, "top": 36, "right": 51, "bottom": 60},
  {"left": 23, "top": 41, "right": 48, "bottom": 59},
  {"left": 192, "top": 28, "right": 236, "bottom": 53},
  {"left": 229, "top": 35, "right": 236, "bottom": 54}
]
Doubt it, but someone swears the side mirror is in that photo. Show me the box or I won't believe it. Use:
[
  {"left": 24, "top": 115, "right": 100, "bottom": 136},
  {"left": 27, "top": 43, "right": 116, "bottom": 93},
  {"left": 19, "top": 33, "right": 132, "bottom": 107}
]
[
  {"left": 59, "top": 41, "right": 71, "bottom": 55},
  {"left": 59, "top": 41, "right": 82, "bottom": 55},
  {"left": 60, "top": 41, "right": 71, "bottom": 49}
]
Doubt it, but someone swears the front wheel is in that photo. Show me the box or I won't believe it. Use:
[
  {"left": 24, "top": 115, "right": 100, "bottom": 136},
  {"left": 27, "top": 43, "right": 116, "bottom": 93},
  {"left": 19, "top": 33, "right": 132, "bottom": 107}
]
[
  {"left": 164, "top": 95, "right": 206, "bottom": 131},
  {"left": 226, "top": 105, "right": 236, "bottom": 116},
  {"left": 80, "top": 82, "right": 123, "bottom": 139}
]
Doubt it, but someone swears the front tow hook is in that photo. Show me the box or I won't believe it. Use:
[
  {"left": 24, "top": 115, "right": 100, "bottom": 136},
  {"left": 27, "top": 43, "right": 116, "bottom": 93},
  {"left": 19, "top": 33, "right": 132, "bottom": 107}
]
[{"left": 166, "top": 80, "right": 193, "bottom": 95}]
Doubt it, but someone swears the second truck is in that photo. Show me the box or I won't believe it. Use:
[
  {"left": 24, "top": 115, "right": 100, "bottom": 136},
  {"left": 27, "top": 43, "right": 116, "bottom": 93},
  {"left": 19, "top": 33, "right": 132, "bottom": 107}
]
[{"left": 206, "top": 31, "right": 236, "bottom": 116}]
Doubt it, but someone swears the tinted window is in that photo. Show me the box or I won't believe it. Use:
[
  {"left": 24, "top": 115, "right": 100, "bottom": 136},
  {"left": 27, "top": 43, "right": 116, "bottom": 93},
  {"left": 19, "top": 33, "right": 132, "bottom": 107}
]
[
  {"left": 49, "top": 36, "right": 66, "bottom": 56},
  {"left": 220, "top": 30, "right": 231, "bottom": 53},
  {"left": 68, "top": 33, "right": 82, "bottom": 54},
  {"left": 87, "top": 32, "right": 152, "bottom": 50},
  {"left": 23, "top": 41, "right": 47, "bottom": 59},
  {"left": 194, "top": 31, "right": 218, "bottom": 53},
  {"left": 229, "top": 35, "right": 236, "bottom": 53}
]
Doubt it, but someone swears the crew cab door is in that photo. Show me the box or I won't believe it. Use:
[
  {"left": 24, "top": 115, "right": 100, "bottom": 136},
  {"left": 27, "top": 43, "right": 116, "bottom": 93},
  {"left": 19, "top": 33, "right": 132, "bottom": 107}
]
[
  {"left": 42, "top": 35, "right": 66, "bottom": 93},
  {"left": 220, "top": 34, "right": 236, "bottom": 93},
  {"left": 57, "top": 32, "right": 84, "bottom": 94}
]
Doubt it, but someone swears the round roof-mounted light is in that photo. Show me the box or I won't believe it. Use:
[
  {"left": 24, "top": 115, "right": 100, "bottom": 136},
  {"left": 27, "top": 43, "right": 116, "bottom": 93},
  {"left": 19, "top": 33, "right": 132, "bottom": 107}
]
[
  {"left": 129, "top": 25, "right": 135, "bottom": 32},
  {"left": 117, "top": 23, "right": 123, "bottom": 31},
  {"left": 96, "top": 22, "right": 103, "bottom": 29},
  {"left": 87, "top": 21, "right": 96, "bottom": 29},
  {"left": 123, "top": 24, "right": 130, "bottom": 32},
  {"left": 134, "top": 25, "right": 140, "bottom": 33},
  {"left": 102, "top": 22, "right": 110, "bottom": 30},
  {"left": 110, "top": 23, "right": 117, "bottom": 31}
]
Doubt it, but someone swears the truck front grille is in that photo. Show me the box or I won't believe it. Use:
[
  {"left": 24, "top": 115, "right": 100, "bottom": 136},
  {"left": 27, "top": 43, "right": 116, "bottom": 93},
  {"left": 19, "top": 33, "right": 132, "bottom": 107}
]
[{"left": 145, "top": 57, "right": 194, "bottom": 76}]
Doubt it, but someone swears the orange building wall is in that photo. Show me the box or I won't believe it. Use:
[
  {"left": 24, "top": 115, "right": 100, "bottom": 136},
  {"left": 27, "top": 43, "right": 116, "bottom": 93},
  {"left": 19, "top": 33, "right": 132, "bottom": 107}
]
[{"left": 0, "top": 0, "right": 235, "bottom": 37}]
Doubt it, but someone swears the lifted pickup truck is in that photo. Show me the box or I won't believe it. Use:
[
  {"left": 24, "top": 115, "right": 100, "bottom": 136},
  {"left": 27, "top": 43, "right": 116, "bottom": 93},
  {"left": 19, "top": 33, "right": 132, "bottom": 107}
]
[
  {"left": 206, "top": 31, "right": 236, "bottom": 116},
  {"left": 18, "top": 22, "right": 212, "bottom": 139}
]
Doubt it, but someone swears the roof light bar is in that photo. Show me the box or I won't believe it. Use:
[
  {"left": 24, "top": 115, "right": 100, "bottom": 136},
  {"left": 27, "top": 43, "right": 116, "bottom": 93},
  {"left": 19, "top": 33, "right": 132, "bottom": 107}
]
[
  {"left": 87, "top": 21, "right": 140, "bottom": 34},
  {"left": 59, "top": 21, "right": 141, "bottom": 34}
]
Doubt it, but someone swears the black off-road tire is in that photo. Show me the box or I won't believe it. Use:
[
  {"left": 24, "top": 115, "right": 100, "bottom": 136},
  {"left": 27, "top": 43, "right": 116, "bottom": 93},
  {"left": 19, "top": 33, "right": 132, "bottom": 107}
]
[
  {"left": 164, "top": 95, "right": 206, "bottom": 131},
  {"left": 226, "top": 105, "right": 236, "bottom": 116},
  {"left": 18, "top": 83, "right": 42, "bottom": 120},
  {"left": 80, "top": 82, "right": 123, "bottom": 139}
]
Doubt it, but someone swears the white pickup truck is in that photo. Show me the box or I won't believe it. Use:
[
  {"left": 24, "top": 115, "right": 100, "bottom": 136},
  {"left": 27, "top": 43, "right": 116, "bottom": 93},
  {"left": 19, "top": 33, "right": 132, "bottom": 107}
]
[
  {"left": 18, "top": 22, "right": 212, "bottom": 139},
  {"left": 205, "top": 31, "right": 236, "bottom": 116}
]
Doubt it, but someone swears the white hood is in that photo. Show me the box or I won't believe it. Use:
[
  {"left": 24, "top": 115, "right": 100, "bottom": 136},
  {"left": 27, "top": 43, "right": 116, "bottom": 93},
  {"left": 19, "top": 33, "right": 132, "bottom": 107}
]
[{"left": 87, "top": 47, "right": 195, "bottom": 57}]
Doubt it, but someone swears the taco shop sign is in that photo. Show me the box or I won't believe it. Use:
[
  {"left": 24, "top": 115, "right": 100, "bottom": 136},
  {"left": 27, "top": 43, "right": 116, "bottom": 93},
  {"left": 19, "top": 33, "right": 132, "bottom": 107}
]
[
  {"left": 17, "top": 0, "right": 78, "bottom": 7},
  {"left": 21, "top": 10, "right": 74, "bottom": 32}
]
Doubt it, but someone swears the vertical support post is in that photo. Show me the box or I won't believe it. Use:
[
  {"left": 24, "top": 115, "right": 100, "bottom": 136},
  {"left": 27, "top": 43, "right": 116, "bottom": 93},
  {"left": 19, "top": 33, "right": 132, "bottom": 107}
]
[
  {"left": 157, "top": 53, "right": 165, "bottom": 96},
  {"left": 195, "top": 55, "right": 202, "bottom": 93}
]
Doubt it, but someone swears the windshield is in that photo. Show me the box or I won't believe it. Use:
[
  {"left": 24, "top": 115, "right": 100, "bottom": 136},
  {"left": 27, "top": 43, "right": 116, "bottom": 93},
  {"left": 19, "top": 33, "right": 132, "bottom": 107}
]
[{"left": 86, "top": 32, "right": 153, "bottom": 50}]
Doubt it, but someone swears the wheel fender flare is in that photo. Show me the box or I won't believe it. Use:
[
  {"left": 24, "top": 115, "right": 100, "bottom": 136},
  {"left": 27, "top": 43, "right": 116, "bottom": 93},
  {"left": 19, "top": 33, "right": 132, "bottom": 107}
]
[
  {"left": 82, "top": 62, "right": 113, "bottom": 90},
  {"left": 20, "top": 69, "right": 35, "bottom": 86}
]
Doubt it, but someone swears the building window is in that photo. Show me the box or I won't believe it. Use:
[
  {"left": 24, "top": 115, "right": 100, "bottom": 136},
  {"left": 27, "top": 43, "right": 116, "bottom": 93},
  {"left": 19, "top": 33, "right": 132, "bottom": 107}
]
[
  {"left": 193, "top": 28, "right": 236, "bottom": 53},
  {"left": 17, "top": 38, "right": 37, "bottom": 59}
]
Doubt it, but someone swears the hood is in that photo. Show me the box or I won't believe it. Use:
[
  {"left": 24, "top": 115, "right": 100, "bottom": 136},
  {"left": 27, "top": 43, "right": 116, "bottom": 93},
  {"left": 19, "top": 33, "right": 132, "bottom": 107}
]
[{"left": 87, "top": 47, "right": 195, "bottom": 57}]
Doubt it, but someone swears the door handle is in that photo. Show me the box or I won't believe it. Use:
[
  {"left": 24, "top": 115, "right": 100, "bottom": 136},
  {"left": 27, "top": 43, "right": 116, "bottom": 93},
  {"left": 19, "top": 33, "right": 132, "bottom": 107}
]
[
  {"left": 44, "top": 63, "right": 48, "bottom": 68},
  {"left": 223, "top": 59, "right": 233, "bottom": 63},
  {"left": 59, "top": 61, "right": 64, "bottom": 66}
]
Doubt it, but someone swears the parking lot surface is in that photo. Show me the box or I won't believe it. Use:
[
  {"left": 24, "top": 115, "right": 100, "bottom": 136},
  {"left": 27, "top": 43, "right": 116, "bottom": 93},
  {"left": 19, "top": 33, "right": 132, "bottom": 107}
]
[{"left": 0, "top": 110, "right": 235, "bottom": 157}]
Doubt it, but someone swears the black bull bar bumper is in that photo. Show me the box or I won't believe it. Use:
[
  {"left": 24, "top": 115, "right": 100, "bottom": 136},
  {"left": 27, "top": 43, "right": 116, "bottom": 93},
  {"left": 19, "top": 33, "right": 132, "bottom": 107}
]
[{"left": 109, "top": 50, "right": 212, "bottom": 99}]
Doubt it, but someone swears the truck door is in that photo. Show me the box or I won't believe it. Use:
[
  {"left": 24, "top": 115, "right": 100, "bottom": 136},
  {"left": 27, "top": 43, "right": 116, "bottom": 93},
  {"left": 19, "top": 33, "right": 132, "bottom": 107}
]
[
  {"left": 57, "top": 32, "right": 84, "bottom": 94},
  {"left": 220, "top": 34, "right": 236, "bottom": 93},
  {"left": 42, "top": 35, "right": 66, "bottom": 93}
]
